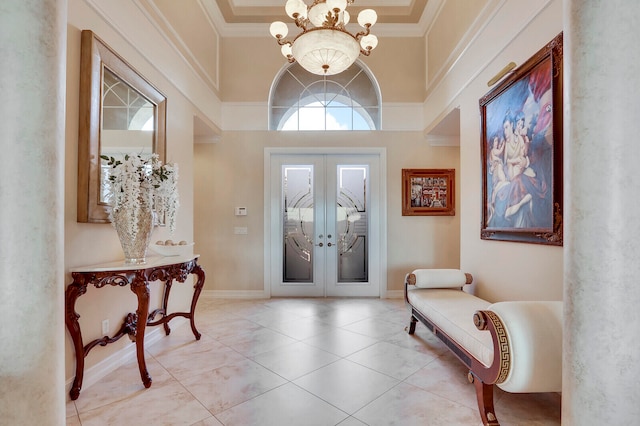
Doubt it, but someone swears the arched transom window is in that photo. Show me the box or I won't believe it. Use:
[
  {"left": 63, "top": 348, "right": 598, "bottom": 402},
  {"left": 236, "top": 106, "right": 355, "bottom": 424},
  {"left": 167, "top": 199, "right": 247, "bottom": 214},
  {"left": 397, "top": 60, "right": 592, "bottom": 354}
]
[{"left": 269, "top": 60, "right": 381, "bottom": 131}]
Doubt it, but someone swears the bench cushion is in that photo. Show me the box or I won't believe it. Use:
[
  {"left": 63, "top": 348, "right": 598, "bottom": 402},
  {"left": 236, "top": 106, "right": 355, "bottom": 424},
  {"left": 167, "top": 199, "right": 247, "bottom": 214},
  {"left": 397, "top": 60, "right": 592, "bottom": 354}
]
[
  {"left": 410, "top": 269, "right": 468, "bottom": 289},
  {"left": 407, "top": 288, "right": 493, "bottom": 365}
]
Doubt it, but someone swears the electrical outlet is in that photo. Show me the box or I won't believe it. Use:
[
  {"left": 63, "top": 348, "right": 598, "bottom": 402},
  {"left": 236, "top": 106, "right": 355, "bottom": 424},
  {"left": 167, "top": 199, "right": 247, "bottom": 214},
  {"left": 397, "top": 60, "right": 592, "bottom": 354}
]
[{"left": 102, "top": 319, "right": 109, "bottom": 335}]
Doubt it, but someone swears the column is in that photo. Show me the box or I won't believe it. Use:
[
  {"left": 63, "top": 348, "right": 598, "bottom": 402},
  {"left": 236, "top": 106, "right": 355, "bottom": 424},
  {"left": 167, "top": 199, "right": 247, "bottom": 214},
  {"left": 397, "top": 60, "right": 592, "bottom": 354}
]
[
  {"left": 564, "top": 1, "right": 640, "bottom": 424},
  {"left": 0, "top": 0, "right": 67, "bottom": 424}
]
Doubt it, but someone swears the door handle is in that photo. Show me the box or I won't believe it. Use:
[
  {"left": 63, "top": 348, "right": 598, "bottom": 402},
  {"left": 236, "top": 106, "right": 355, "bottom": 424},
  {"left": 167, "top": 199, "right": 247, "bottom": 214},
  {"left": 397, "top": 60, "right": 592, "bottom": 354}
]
[
  {"left": 327, "top": 242, "right": 333, "bottom": 247},
  {"left": 315, "top": 242, "right": 324, "bottom": 247}
]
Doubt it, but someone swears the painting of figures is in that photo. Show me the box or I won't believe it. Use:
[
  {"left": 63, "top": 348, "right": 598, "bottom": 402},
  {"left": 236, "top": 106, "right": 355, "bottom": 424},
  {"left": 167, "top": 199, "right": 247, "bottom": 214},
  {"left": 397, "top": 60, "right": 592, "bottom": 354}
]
[{"left": 480, "top": 33, "right": 563, "bottom": 245}]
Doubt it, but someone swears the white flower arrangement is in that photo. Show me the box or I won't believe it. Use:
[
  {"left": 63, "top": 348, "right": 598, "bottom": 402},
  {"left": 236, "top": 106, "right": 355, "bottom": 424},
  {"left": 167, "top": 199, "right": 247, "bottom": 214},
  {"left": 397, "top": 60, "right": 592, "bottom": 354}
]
[{"left": 101, "top": 153, "right": 179, "bottom": 239}]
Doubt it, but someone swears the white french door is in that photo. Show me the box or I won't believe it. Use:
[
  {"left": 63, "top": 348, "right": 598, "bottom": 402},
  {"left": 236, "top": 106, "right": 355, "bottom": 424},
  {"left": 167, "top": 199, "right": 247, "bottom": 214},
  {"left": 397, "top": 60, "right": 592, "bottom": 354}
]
[{"left": 267, "top": 152, "right": 382, "bottom": 297}]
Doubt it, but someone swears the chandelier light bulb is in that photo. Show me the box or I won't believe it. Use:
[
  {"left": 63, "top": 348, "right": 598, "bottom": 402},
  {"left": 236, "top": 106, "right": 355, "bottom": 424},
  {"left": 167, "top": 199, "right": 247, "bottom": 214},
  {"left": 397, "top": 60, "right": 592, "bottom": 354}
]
[
  {"left": 270, "top": 21, "right": 289, "bottom": 39},
  {"left": 357, "top": 9, "right": 377, "bottom": 27},
  {"left": 308, "top": 2, "right": 330, "bottom": 27},
  {"left": 285, "top": 0, "right": 307, "bottom": 19},
  {"left": 342, "top": 10, "right": 350, "bottom": 25},
  {"left": 360, "top": 34, "right": 378, "bottom": 51},
  {"left": 281, "top": 43, "right": 293, "bottom": 59},
  {"left": 326, "top": 0, "right": 347, "bottom": 13}
]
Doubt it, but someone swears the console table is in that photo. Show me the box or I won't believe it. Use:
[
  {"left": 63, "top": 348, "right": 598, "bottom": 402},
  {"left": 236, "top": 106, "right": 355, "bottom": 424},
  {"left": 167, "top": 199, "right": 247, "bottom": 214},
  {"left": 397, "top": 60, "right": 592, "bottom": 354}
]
[{"left": 65, "top": 255, "right": 205, "bottom": 400}]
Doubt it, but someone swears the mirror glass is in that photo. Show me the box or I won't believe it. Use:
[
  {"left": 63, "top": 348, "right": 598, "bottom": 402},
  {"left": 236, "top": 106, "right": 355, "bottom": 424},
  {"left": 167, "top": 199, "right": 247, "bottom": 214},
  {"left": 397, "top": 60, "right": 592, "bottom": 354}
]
[
  {"left": 77, "top": 30, "right": 166, "bottom": 223},
  {"left": 100, "top": 68, "right": 155, "bottom": 204}
]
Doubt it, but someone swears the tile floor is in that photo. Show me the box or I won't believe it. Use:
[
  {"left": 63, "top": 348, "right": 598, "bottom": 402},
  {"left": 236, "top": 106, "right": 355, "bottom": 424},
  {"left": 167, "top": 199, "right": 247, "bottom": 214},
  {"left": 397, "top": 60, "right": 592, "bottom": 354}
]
[{"left": 66, "top": 297, "right": 561, "bottom": 425}]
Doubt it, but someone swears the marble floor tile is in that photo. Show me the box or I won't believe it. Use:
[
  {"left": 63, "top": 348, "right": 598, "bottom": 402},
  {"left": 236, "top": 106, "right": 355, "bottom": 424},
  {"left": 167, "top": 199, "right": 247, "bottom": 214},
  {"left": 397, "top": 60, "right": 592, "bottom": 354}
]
[
  {"left": 180, "top": 358, "right": 287, "bottom": 414},
  {"left": 72, "top": 356, "right": 174, "bottom": 413},
  {"left": 263, "top": 298, "right": 337, "bottom": 318},
  {"left": 191, "top": 416, "right": 224, "bottom": 426},
  {"left": 302, "top": 327, "right": 379, "bottom": 357},
  {"left": 404, "top": 351, "right": 479, "bottom": 411},
  {"left": 65, "top": 412, "right": 81, "bottom": 426},
  {"left": 216, "top": 326, "right": 298, "bottom": 357},
  {"left": 492, "top": 390, "right": 561, "bottom": 426},
  {"left": 215, "top": 382, "right": 348, "bottom": 426},
  {"left": 337, "top": 417, "right": 369, "bottom": 426},
  {"left": 77, "top": 380, "right": 211, "bottom": 426},
  {"left": 65, "top": 399, "right": 78, "bottom": 418},
  {"left": 144, "top": 321, "right": 214, "bottom": 358},
  {"left": 200, "top": 317, "right": 264, "bottom": 341},
  {"left": 152, "top": 338, "right": 248, "bottom": 382},
  {"left": 342, "top": 317, "right": 408, "bottom": 340},
  {"left": 383, "top": 326, "right": 449, "bottom": 357},
  {"left": 69, "top": 296, "right": 561, "bottom": 426},
  {"left": 261, "top": 316, "right": 338, "bottom": 340},
  {"left": 347, "top": 341, "right": 438, "bottom": 380},
  {"left": 293, "top": 359, "right": 400, "bottom": 414},
  {"left": 309, "top": 307, "right": 375, "bottom": 327},
  {"left": 242, "top": 306, "right": 306, "bottom": 327},
  {"left": 353, "top": 381, "right": 481, "bottom": 426},
  {"left": 251, "top": 341, "right": 340, "bottom": 380}
]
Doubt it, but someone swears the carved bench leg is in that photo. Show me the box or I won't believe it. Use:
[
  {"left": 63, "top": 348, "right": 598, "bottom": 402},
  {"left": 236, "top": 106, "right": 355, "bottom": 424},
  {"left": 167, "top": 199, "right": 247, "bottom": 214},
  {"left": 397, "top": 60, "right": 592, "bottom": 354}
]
[
  {"left": 406, "top": 315, "right": 418, "bottom": 335},
  {"left": 468, "top": 372, "right": 500, "bottom": 426}
]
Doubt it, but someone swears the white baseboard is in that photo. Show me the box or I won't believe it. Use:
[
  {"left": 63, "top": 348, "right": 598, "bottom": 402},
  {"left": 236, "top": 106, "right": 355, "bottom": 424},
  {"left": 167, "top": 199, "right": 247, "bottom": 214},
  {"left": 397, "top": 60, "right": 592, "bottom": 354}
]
[
  {"left": 201, "top": 289, "right": 404, "bottom": 299},
  {"left": 201, "top": 289, "right": 268, "bottom": 299},
  {"left": 65, "top": 318, "right": 187, "bottom": 401},
  {"left": 180, "top": 290, "right": 401, "bottom": 301},
  {"left": 384, "top": 290, "right": 404, "bottom": 299}
]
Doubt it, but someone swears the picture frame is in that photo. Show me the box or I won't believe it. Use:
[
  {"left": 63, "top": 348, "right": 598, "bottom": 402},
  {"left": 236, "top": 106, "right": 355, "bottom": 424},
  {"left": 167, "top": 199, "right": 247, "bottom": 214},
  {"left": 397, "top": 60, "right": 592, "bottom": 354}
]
[
  {"left": 402, "top": 169, "right": 455, "bottom": 216},
  {"left": 480, "top": 32, "right": 563, "bottom": 245}
]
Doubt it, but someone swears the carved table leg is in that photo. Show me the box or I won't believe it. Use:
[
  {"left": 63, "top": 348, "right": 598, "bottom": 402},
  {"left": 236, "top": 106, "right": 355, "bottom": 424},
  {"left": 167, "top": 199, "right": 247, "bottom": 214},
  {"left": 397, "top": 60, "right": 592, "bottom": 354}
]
[
  {"left": 65, "top": 279, "right": 88, "bottom": 400},
  {"left": 189, "top": 263, "right": 205, "bottom": 340},
  {"left": 161, "top": 279, "right": 173, "bottom": 335},
  {"left": 130, "top": 276, "right": 152, "bottom": 388}
]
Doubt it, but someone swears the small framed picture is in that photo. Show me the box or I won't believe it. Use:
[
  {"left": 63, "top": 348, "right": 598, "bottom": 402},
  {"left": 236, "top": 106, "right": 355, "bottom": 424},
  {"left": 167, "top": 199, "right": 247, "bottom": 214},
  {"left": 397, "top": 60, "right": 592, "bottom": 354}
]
[{"left": 402, "top": 169, "right": 455, "bottom": 216}]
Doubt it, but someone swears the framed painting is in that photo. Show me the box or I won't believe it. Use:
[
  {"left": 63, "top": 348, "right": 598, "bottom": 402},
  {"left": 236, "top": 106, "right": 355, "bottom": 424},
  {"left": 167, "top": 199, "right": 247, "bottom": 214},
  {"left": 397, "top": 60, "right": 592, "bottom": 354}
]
[
  {"left": 480, "top": 32, "right": 563, "bottom": 245},
  {"left": 402, "top": 169, "right": 455, "bottom": 216}
]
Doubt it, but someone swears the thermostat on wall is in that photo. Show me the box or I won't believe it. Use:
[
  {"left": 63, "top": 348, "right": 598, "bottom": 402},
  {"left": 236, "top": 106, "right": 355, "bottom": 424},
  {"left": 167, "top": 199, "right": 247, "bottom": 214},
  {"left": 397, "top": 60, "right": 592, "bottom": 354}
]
[{"left": 235, "top": 207, "right": 247, "bottom": 216}]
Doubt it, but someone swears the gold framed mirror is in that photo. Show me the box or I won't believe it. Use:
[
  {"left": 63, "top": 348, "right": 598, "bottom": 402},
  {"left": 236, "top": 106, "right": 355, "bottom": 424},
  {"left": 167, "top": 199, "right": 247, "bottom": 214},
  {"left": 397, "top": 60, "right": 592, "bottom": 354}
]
[{"left": 77, "top": 30, "right": 166, "bottom": 223}]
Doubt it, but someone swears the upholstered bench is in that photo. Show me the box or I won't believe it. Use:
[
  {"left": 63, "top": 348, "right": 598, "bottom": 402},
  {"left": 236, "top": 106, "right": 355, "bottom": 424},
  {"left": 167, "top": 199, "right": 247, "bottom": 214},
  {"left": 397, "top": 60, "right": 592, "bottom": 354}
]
[{"left": 404, "top": 269, "right": 562, "bottom": 426}]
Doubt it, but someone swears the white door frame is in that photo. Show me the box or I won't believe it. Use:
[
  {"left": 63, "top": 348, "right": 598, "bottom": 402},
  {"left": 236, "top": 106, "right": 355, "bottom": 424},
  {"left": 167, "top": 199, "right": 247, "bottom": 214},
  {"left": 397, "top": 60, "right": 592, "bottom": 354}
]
[{"left": 264, "top": 147, "right": 388, "bottom": 298}]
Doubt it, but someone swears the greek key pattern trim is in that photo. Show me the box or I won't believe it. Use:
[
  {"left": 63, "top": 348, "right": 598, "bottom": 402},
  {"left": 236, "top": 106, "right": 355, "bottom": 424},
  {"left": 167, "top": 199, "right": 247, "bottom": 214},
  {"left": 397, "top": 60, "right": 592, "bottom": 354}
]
[{"left": 484, "top": 310, "right": 511, "bottom": 383}]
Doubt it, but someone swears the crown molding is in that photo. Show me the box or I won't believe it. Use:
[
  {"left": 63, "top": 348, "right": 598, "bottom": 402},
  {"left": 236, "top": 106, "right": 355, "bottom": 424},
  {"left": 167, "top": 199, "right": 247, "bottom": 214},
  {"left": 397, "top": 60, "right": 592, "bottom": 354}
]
[
  {"left": 202, "top": 0, "right": 437, "bottom": 38},
  {"left": 138, "top": 0, "right": 220, "bottom": 92}
]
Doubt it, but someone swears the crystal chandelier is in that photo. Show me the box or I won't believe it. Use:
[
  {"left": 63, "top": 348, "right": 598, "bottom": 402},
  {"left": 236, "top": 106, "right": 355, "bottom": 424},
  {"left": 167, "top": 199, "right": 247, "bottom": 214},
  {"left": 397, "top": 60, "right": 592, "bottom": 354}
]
[{"left": 269, "top": 0, "right": 378, "bottom": 76}]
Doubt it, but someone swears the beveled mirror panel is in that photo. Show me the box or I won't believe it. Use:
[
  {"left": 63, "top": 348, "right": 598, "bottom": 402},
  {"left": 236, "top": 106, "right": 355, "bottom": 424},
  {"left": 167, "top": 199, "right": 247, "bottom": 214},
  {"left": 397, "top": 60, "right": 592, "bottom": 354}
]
[{"left": 77, "top": 30, "right": 166, "bottom": 223}]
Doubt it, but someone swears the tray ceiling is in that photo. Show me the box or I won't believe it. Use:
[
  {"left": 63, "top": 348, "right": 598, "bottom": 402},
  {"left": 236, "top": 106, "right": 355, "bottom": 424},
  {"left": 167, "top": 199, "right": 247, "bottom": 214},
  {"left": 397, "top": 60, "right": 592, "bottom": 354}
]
[{"left": 212, "top": 0, "right": 430, "bottom": 24}]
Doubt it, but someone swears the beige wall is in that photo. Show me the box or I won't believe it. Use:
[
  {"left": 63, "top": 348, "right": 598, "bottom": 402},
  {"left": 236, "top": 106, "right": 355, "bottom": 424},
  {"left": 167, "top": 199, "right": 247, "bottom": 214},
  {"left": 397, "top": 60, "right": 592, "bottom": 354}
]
[
  {"left": 65, "top": 0, "right": 209, "bottom": 384},
  {"left": 194, "top": 131, "right": 460, "bottom": 296},
  {"left": 427, "top": 0, "right": 489, "bottom": 85},
  {"left": 150, "top": 0, "right": 221, "bottom": 96},
  {"left": 425, "top": 0, "right": 563, "bottom": 302},
  {"left": 221, "top": 36, "right": 426, "bottom": 103}
]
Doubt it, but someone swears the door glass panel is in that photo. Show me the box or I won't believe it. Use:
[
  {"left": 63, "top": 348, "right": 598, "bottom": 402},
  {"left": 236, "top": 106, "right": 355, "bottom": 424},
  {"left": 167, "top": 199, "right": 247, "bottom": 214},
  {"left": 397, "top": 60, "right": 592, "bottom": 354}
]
[
  {"left": 336, "top": 166, "right": 368, "bottom": 282},
  {"left": 283, "top": 166, "right": 314, "bottom": 282}
]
